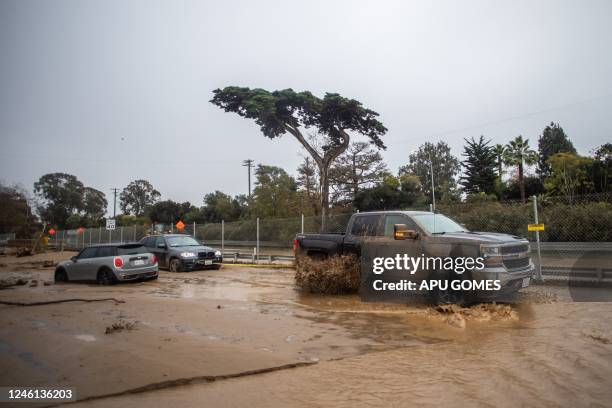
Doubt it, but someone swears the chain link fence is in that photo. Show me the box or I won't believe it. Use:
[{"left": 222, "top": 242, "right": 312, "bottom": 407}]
[
  {"left": 47, "top": 193, "right": 611, "bottom": 252},
  {"left": 440, "top": 192, "right": 612, "bottom": 242}
]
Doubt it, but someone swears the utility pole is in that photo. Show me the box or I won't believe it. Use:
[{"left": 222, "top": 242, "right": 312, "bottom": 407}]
[
  {"left": 242, "top": 159, "right": 254, "bottom": 199},
  {"left": 111, "top": 188, "right": 119, "bottom": 218}
]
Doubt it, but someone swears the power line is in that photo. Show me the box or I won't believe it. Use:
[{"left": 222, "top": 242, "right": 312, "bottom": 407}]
[{"left": 390, "top": 91, "right": 612, "bottom": 144}]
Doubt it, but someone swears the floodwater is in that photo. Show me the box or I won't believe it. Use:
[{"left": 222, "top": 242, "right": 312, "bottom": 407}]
[
  {"left": 2, "top": 257, "right": 611, "bottom": 407},
  {"left": 73, "top": 268, "right": 612, "bottom": 408}
]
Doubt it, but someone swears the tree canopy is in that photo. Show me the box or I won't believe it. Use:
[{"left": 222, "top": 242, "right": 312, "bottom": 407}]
[
  {"left": 504, "top": 136, "right": 538, "bottom": 202},
  {"left": 119, "top": 180, "right": 161, "bottom": 216},
  {"left": 250, "top": 165, "right": 299, "bottom": 218},
  {"left": 399, "top": 141, "right": 460, "bottom": 202},
  {"left": 147, "top": 200, "right": 195, "bottom": 224},
  {"left": 33, "top": 173, "right": 107, "bottom": 228},
  {"left": 0, "top": 183, "right": 36, "bottom": 237},
  {"left": 353, "top": 173, "right": 426, "bottom": 211},
  {"left": 545, "top": 152, "right": 594, "bottom": 200},
  {"left": 211, "top": 87, "right": 387, "bottom": 230},
  {"left": 329, "top": 141, "right": 388, "bottom": 205},
  {"left": 460, "top": 136, "right": 497, "bottom": 195},
  {"left": 537, "top": 122, "right": 576, "bottom": 178}
]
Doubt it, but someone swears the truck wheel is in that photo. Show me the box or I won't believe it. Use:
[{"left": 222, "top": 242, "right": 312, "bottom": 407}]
[
  {"left": 169, "top": 258, "right": 183, "bottom": 272},
  {"left": 435, "top": 287, "right": 462, "bottom": 305},
  {"left": 97, "top": 268, "right": 115, "bottom": 285},
  {"left": 433, "top": 272, "right": 465, "bottom": 306}
]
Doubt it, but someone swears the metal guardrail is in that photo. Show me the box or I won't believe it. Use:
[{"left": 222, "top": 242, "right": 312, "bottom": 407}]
[
  {"left": 221, "top": 251, "right": 294, "bottom": 264},
  {"left": 540, "top": 266, "right": 612, "bottom": 284},
  {"left": 531, "top": 242, "right": 612, "bottom": 252}
]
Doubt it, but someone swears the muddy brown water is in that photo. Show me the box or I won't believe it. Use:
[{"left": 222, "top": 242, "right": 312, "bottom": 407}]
[{"left": 1, "top": 263, "right": 611, "bottom": 407}]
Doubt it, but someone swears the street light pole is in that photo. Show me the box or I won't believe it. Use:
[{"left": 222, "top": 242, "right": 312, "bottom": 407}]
[{"left": 428, "top": 152, "right": 436, "bottom": 212}]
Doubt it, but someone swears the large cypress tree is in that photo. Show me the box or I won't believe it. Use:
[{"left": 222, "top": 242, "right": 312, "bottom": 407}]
[
  {"left": 460, "top": 136, "right": 497, "bottom": 195},
  {"left": 537, "top": 122, "right": 576, "bottom": 179}
]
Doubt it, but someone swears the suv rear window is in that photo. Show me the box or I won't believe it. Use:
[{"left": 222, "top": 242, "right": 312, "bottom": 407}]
[{"left": 117, "top": 245, "right": 148, "bottom": 255}]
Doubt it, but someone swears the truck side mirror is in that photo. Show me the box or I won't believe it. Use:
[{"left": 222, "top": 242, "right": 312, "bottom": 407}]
[{"left": 394, "top": 224, "right": 418, "bottom": 240}]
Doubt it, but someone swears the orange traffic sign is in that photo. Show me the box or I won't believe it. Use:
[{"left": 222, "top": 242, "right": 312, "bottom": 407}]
[{"left": 175, "top": 220, "right": 185, "bottom": 230}]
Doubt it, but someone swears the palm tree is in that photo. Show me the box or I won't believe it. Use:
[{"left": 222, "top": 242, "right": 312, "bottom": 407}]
[
  {"left": 504, "top": 136, "right": 538, "bottom": 202},
  {"left": 493, "top": 144, "right": 506, "bottom": 181}
]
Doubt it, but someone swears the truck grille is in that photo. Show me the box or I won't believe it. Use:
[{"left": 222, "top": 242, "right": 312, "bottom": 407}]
[
  {"left": 503, "top": 257, "right": 530, "bottom": 270},
  {"left": 501, "top": 244, "right": 529, "bottom": 255},
  {"left": 198, "top": 251, "right": 215, "bottom": 259}
]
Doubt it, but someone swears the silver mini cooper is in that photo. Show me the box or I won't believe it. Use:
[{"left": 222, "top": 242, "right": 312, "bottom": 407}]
[{"left": 54, "top": 243, "right": 158, "bottom": 285}]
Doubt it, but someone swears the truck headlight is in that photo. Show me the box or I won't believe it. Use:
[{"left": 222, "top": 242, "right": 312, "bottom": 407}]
[
  {"left": 215, "top": 250, "right": 221, "bottom": 257},
  {"left": 480, "top": 245, "right": 500, "bottom": 256},
  {"left": 180, "top": 252, "right": 196, "bottom": 258},
  {"left": 480, "top": 245, "right": 502, "bottom": 265}
]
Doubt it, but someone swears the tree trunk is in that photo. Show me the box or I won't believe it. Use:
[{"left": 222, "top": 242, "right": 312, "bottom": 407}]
[
  {"left": 352, "top": 155, "right": 358, "bottom": 200},
  {"left": 283, "top": 123, "right": 349, "bottom": 232},
  {"left": 320, "top": 168, "right": 330, "bottom": 232},
  {"left": 519, "top": 162, "right": 525, "bottom": 202}
]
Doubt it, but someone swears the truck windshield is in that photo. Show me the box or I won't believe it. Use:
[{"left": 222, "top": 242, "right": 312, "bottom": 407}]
[
  {"left": 167, "top": 236, "right": 201, "bottom": 247},
  {"left": 412, "top": 214, "right": 468, "bottom": 234}
]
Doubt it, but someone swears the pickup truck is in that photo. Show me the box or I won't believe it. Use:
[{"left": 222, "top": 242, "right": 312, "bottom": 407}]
[{"left": 294, "top": 211, "right": 535, "bottom": 303}]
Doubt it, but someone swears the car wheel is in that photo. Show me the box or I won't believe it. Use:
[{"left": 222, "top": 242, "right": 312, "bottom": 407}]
[
  {"left": 210, "top": 264, "right": 222, "bottom": 270},
  {"left": 97, "top": 268, "right": 115, "bottom": 285},
  {"left": 54, "top": 268, "right": 68, "bottom": 283},
  {"left": 169, "top": 258, "right": 183, "bottom": 272}
]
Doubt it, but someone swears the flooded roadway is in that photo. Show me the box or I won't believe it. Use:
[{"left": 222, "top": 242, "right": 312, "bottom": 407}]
[
  {"left": 1, "top": 261, "right": 611, "bottom": 407},
  {"left": 79, "top": 267, "right": 612, "bottom": 408}
]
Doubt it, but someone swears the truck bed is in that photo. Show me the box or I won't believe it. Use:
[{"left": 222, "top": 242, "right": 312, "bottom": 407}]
[{"left": 295, "top": 232, "right": 346, "bottom": 257}]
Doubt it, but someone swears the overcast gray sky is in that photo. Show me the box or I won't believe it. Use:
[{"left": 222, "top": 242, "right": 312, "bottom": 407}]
[{"left": 1, "top": 0, "right": 611, "bottom": 208}]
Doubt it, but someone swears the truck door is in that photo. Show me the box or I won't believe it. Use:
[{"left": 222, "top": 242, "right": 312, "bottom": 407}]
[{"left": 381, "top": 214, "right": 427, "bottom": 281}]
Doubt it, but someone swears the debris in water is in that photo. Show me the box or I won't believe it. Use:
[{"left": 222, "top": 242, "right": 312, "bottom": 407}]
[
  {"left": 16, "top": 247, "right": 33, "bottom": 257},
  {"left": 445, "top": 313, "right": 466, "bottom": 329},
  {"left": 434, "top": 302, "right": 518, "bottom": 326},
  {"left": 105, "top": 320, "right": 137, "bottom": 334},
  {"left": 0, "top": 278, "right": 28, "bottom": 288},
  {"left": 582, "top": 329, "right": 612, "bottom": 344}
]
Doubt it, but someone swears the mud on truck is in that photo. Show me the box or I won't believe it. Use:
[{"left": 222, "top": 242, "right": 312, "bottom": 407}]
[{"left": 294, "top": 211, "right": 536, "bottom": 304}]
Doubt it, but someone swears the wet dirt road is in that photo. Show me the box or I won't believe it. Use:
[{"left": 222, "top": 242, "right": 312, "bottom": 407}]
[{"left": 1, "top": 257, "right": 611, "bottom": 407}]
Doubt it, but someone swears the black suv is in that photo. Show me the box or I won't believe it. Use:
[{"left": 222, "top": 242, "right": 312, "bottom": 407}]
[{"left": 140, "top": 234, "right": 222, "bottom": 272}]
